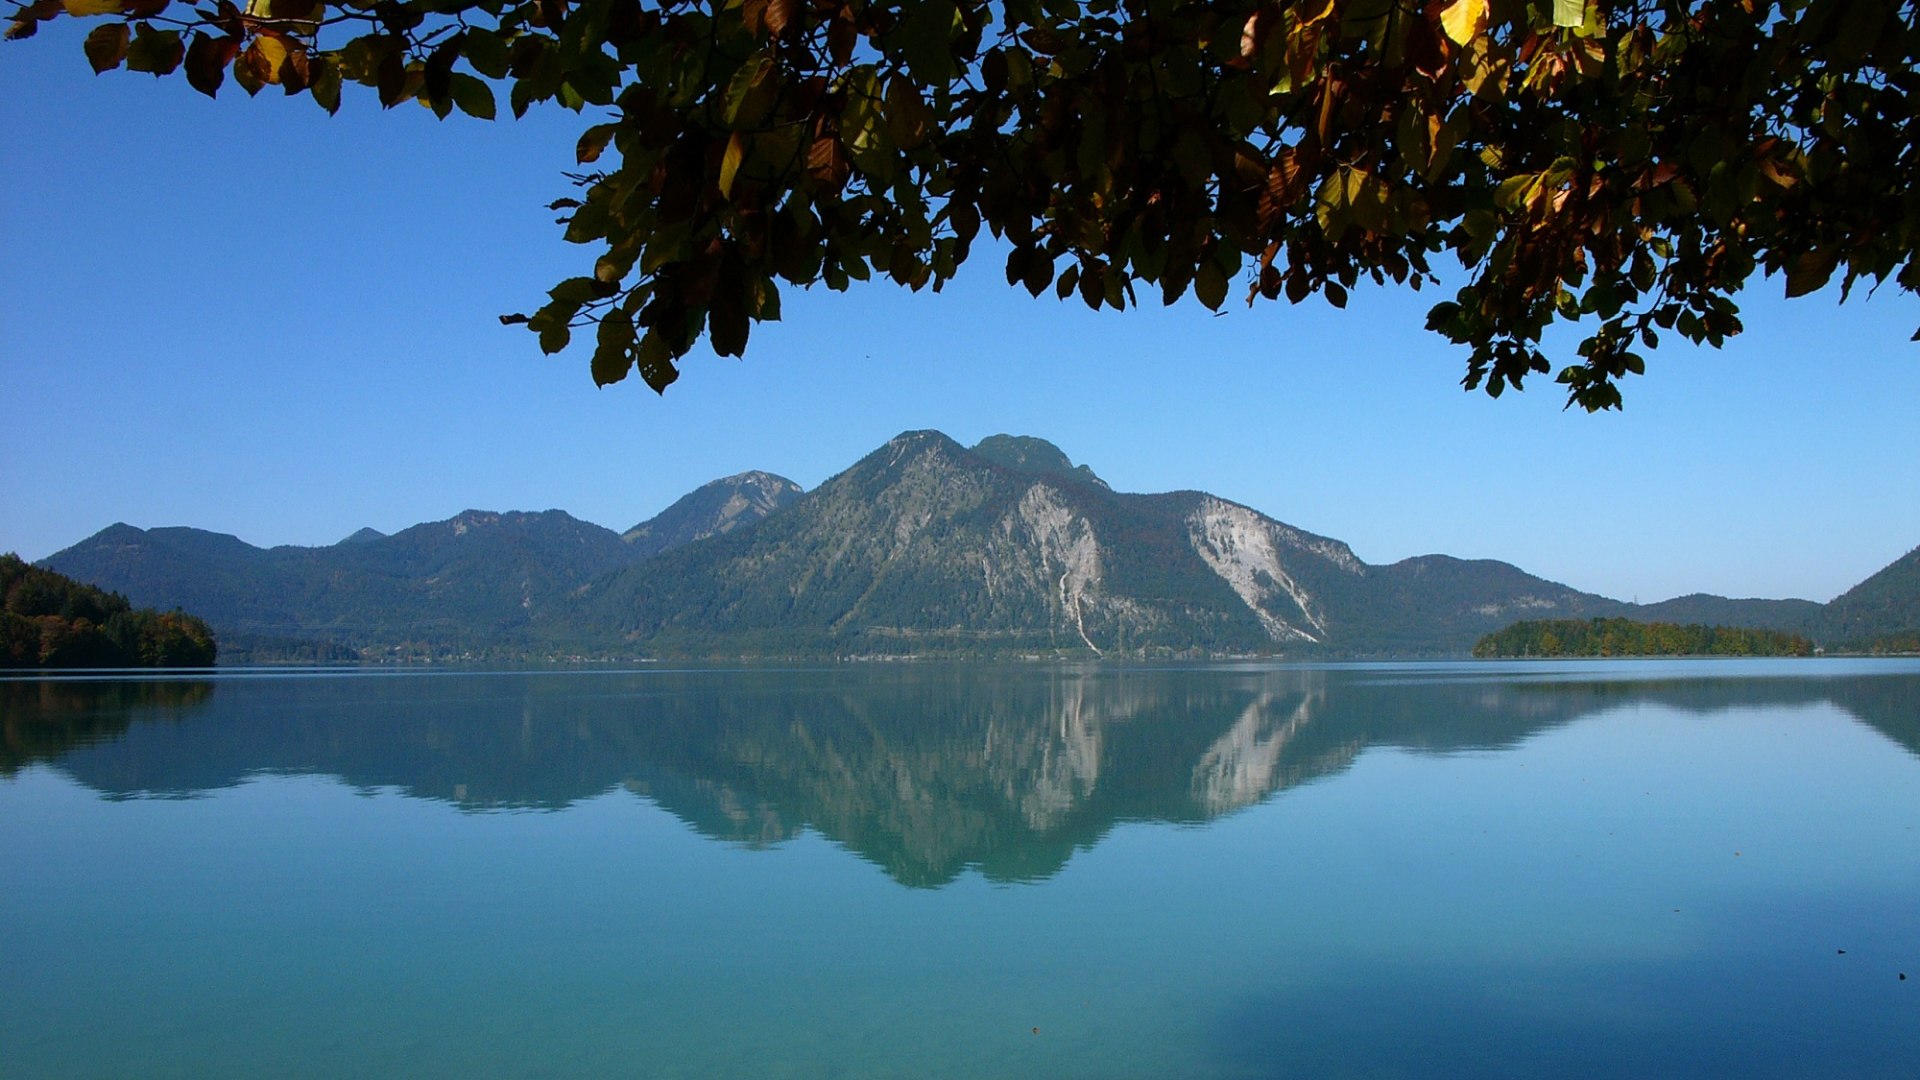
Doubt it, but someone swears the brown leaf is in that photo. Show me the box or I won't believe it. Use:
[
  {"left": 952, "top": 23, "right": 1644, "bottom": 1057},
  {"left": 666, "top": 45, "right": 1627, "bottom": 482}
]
[
  {"left": 806, "top": 134, "right": 850, "bottom": 190},
  {"left": 576, "top": 123, "right": 618, "bottom": 164},
  {"left": 740, "top": 0, "right": 768, "bottom": 35},
  {"left": 84, "top": 23, "right": 130, "bottom": 73},
  {"left": 280, "top": 44, "right": 309, "bottom": 93},
  {"left": 765, "top": 0, "right": 799, "bottom": 38},
  {"left": 184, "top": 32, "right": 235, "bottom": 97},
  {"left": 827, "top": 15, "right": 855, "bottom": 66}
]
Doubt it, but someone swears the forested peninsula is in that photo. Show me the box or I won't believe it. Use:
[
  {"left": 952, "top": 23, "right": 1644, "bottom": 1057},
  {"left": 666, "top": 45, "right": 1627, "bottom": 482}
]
[
  {"left": 2, "top": 555, "right": 216, "bottom": 668},
  {"left": 1473, "top": 618, "right": 1814, "bottom": 659}
]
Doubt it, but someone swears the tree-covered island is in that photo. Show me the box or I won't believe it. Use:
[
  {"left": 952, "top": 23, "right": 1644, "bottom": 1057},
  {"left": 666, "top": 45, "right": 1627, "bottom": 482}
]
[
  {"left": 1, "top": 554, "right": 217, "bottom": 668},
  {"left": 1473, "top": 616, "right": 1813, "bottom": 658}
]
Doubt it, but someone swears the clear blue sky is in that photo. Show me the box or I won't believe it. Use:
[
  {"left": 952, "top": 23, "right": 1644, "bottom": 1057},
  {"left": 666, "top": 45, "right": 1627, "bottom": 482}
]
[{"left": 3, "top": 26, "right": 1917, "bottom": 604}]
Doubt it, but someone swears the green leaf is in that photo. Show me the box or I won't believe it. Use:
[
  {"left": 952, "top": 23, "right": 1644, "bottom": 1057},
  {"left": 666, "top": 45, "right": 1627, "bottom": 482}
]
[
  {"left": 462, "top": 30, "right": 510, "bottom": 80},
  {"left": 749, "top": 277, "right": 781, "bottom": 321},
  {"left": 723, "top": 53, "right": 775, "bottom": 127},
  {"left": 840, "top": 69, "right": 894, "bottom": 183},
  {"left": 309, "top": 56, "right": 341, "bottom": 114},
  {"left": 1194, "top": 262, "right": 1228, "bottom": 310},
  {"left": 62, "top": 0, "right": 122, "bottom": 14},
  {"left": 1312, "top": 172, "right": 1347, "bottom": 232},
  {"left": 635, "top": 332, "right": 679, "bottom": 393},
  {"left": 510, "top": 78, "right": 537, "bottom": 118},
  {"left": 449, "top": 73, "right": 495, "bottom": 119},
  {"left": 124, "top": 24, "right": 183, "bottom": 76},
  {"left": 84, "top": 23, "right": 129, "bottom": 73},
  {"left": 232, "top": 40, "right": 264, "bottom": 94},
  {"left": 1552, "top": 0, "right": 1584, "bottom": 28},
  {"left": 1784, "top": 248, "right": 1838, "bottom": 298},
  {"left": 1462, "top": 209, "right": 1498, "bottom": 239},
  {"left": 548, "top": 277, "right": 600, "bottom": 305},
  {"left": 592, "top": 311, "right": 635, "bottom": 386},
  {"left": 1078, "top": 262, "right": 1102, "bottom": 309},
  {"left": 895, "top": 0, "right": 959, "bottom": 84},
  {"left": 1494, "top": 174, "right": 1536, "bottom": 210}
]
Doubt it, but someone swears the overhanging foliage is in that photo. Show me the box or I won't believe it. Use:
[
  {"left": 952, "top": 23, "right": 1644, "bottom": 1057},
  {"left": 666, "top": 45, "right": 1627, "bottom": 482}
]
[{"left": 10, "top": 0, "right": 1917, "bottom": 407}]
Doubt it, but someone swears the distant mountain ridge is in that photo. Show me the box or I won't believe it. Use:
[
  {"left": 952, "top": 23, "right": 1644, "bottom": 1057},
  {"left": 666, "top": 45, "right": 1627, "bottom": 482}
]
[
  {"left": 37, "top": 431, "right": 1917, "bottom": 659},
  {"left": 42, "top": 474, "right": 803, "bottom": 655},
  {"left": 1822, "top": 545, "right": 1920, "bottom": 645}
]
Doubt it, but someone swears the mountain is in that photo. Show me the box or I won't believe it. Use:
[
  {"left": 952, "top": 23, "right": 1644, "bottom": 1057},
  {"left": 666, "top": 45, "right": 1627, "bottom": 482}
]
[
  {"left": 43, "top": 509, "right": 640, "bottom": 650},
  {"left": 621, "top": 471, "right": 804, "bottom": 557},
  {"left": 574, "top": 431, "right": 1619, "bottom": 656},
  {"left": 44, "top": 474, "right": 809, "bottom": 655},
  {"left": 1820, "top": 544, "right": 1920, "bottom": 644},
  {"left": 36, "top": 431, "right": 1917, "bottom": 659},
  {"left": 1624, "top": 593, "right": 1825, "bottom": 632},
  {"left": 969, "top": 434, "right": 1109, "bottom": 490}
]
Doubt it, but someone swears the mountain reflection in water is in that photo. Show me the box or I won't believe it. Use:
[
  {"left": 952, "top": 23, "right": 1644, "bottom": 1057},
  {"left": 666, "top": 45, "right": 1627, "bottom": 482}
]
[{"left": 4, "top": 664, "right": 1915, "bottom": 887}]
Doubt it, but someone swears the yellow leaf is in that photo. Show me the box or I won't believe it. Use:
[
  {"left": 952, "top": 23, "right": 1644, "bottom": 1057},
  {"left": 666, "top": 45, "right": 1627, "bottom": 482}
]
[
  {"left": 62, "top": 0, "right": 123, "bottom": 14},
  {"left": 254, "top": 35, "right": 288, "bottom": 84},
  {"left": 1439, "top": 0, "right": 1487, "bottom": 45},
  {"left": 718, "top": 131, "right": 745, "bottom": 197}
]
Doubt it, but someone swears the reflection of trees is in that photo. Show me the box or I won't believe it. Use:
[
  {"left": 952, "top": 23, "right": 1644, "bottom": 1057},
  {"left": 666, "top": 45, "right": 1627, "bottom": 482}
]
[
  {"left": 14, "top": 666, "right": 1918, "bottom": 886},
  {"left": 0, "top": 680, "right": 215, "bottom": 776}
]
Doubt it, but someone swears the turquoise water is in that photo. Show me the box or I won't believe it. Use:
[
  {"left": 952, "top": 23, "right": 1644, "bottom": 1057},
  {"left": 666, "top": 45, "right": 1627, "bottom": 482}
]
[{"left": 2, "top": 660, "right": 1916, "bottom": 1078}]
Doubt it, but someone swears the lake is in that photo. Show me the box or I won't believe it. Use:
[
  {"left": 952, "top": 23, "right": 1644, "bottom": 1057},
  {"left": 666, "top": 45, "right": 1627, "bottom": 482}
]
[{"left": 3, "top": 660, "right": 1916, "bottom": 1078}]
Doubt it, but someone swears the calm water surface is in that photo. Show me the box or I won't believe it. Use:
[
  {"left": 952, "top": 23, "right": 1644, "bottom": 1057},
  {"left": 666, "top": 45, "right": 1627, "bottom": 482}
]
[{"left": 3, "top": 660, "right": 1916, "bottom": 1078}]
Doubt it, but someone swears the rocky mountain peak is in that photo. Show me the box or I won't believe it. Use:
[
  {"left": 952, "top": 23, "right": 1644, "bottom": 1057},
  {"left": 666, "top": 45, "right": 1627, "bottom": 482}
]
[{"left": 622, "top": 470, "right": 806, "bottom": 557}]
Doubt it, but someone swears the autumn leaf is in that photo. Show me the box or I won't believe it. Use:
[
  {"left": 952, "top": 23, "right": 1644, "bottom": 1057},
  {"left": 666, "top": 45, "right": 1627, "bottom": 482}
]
[
  {"left": 718, "top": 131, "right": 746, "bottom": 197},
  {"left": 1439, "top": 0, "right": 1487, "bottom": 46},
  {"left": 83, "top": 23, "right": 129, "bottom": 72}
]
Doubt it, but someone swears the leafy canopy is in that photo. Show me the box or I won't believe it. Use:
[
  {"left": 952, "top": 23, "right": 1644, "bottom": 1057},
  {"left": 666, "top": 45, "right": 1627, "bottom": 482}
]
[{"left": 9, "top": 0, "right": 1917, "bottom": 407}]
